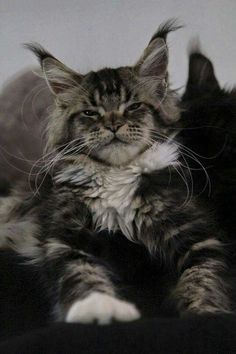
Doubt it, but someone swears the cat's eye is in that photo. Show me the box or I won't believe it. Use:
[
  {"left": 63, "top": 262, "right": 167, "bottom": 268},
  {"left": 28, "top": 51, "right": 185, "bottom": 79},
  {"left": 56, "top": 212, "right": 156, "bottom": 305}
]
[
  {"left": 82, "top": 110, "right": 99, "bottom": 117},
  {"left": 127, "top": 102, "right": 142, "bottom": 111}
]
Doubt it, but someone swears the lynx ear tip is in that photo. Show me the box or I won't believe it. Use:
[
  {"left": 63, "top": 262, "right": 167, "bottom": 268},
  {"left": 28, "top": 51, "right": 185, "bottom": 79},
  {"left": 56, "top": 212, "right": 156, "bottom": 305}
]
[
  {"left": 149, "top": 18, "right": 183, "bottom": 44},
  {"left": 187, "top": 37, "right": 203, "bottom": 56},
  {"left": 187, "top": 39, "right": 213, "bottom": 68},
  {"left": 23, "top": 42, "right": 55, "bottom": 66}
]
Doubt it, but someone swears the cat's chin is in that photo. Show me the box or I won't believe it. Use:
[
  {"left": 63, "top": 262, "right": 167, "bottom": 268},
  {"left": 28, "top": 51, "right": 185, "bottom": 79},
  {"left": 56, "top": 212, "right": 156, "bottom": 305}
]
[{"left": 92, "top": 143, "right": 144, "bottom": 166}]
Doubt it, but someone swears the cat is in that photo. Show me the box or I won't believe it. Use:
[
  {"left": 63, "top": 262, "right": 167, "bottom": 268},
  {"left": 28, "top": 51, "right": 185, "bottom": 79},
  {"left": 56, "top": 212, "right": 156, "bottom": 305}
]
[
  {"left": 180, "top": 45, "right": 236, "bottom": 241},
  {"left": 0, "top": 70, "right": 53, "bottom": 193},
  {"left": 0, "top": 20, "right": 232, "bottom": 324}
]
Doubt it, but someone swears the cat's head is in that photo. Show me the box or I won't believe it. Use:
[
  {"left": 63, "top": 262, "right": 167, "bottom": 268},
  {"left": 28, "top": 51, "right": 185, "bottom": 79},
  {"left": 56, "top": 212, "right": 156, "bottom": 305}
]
[
  {"left": 181, "top": 43, "right": 236, "bottom": 164},
  {"left": 28, "top": 19, "right": 181, "bottom": 166},
  {"left": 182, "top": 42, "right": 236, "bottom": 122}
]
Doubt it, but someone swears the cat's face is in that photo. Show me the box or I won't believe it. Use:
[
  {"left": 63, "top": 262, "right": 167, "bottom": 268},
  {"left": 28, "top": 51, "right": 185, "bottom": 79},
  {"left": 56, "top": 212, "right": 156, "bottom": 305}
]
[
  {"left": 54, "top": 67, "right": 174, "bottom": 166},
  {"left": 29, "top": 20, "right": 180, "bottom": 166},
  {"left": 64, "top": 67, "right": 159, "bottom": 165}
]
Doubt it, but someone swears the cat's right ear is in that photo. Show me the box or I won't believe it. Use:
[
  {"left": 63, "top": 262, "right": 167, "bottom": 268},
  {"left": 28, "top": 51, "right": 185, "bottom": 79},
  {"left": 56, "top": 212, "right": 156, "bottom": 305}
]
[{"left": 25, "top": 43, "right": 82, "bottom": 95}]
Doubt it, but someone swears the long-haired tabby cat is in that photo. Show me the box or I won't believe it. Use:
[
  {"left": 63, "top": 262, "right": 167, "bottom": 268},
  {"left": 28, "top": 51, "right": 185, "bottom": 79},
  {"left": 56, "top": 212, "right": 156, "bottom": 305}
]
[{"left": 0, "top": 21, "right": 232, "bottom": 324}]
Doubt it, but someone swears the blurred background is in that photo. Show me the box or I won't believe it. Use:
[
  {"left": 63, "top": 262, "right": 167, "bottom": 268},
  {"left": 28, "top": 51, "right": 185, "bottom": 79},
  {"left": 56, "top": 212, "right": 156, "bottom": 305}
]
[{"left": 1, "top": 0, "right": 236, "bottom": 90}]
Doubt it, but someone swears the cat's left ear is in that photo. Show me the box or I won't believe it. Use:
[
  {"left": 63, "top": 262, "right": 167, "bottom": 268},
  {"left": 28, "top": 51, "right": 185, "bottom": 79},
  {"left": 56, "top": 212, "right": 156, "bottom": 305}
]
[
  {"left": 134, "top": 19, "right": 182, "bottom": 123},
  {"left": 25, "top": 43, "right": 82, "bottom": 96},
  {"left": 135, "top": 19, "right": 181, "bottom": 81},
  {"left": 135, "top": 37, "right": 168, "bottom": 80}
]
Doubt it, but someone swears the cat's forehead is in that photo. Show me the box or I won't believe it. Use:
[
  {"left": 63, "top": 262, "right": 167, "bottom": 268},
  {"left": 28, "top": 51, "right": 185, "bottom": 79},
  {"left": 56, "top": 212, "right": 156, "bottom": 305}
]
[{"left": 82, "top": 67, "right": 136, "bottom": 108}]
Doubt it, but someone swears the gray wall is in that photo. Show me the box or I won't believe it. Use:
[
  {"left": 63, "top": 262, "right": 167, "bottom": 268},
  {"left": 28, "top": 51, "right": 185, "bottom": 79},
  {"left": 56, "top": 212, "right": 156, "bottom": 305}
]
[{"left": 1, "top": 0, "right": 236, "bottom": 90}]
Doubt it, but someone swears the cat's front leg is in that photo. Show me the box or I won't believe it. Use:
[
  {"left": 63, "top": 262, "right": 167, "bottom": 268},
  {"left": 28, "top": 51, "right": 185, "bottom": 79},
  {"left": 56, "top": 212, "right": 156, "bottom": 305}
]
[
  {"left": 138, "top": 198, "right": 232, "bottom": 315},
  {"left": 172, "top": 237, "right": 232, "bottom": 315},
  {"left": 44, "top": 238, "right": 140, "bottom": 324}
]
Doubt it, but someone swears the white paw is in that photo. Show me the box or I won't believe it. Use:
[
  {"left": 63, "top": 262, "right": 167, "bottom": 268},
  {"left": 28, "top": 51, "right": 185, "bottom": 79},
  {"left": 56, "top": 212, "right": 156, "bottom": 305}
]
[{"left": 65, "top": 291, "right": 140, "bottom": 325}]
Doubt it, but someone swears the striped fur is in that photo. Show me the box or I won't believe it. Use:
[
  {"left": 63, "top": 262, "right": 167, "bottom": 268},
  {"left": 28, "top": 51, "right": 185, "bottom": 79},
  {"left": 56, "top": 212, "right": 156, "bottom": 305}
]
[{"left": 0, "top": 21, "right": 232, "bottom": 323}]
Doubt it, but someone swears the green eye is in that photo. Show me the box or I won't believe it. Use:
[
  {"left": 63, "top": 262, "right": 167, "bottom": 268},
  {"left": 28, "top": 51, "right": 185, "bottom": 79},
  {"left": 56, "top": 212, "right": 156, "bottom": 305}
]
[
  {"left": 127, "top": 102, "right": 142, "bottom": 111},
  {"left": 82, "top": 110, "right": 98, "bottom": 117}
]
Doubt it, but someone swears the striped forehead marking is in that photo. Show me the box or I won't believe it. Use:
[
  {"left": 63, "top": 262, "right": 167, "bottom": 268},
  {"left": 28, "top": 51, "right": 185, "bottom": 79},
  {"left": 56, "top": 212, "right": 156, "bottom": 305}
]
[
  {"left": 85, "top": 68, "right": 138, "bottom": 111},
  {"left": 88, "top": 69, "right": 127, "bottom": 102}
]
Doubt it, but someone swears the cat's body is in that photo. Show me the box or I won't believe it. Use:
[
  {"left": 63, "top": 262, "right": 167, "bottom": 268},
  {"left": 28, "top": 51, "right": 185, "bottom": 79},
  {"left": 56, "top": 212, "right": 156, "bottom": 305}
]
[
  {"left": 0, "top": 21, "right": 233, "bottom": 323},
  {"left": 3, "top": 139, "right": 231, "bottom": 321}
]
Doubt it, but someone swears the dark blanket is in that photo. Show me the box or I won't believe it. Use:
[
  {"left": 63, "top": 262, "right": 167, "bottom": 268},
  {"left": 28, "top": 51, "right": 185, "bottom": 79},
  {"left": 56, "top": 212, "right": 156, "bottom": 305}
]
[
  {"left": 0, "top": 251, "right": 236, "bottom": 354},
  {"left": 1, "top": 316, "right": 236, "bottom": 354}
]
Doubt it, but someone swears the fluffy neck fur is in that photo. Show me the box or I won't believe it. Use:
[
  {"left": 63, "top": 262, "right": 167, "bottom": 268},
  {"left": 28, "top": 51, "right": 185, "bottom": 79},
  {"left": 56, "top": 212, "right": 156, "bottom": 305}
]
[{"left": 54, "top": 141, "right": 180, "bottom": 239}]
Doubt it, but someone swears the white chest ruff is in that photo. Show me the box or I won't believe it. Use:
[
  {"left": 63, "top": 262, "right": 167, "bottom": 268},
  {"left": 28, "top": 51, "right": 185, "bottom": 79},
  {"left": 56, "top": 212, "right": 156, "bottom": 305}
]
[
  {"left": 87, "top": 169, "right": 140, "bottom": 239},
  {"left": 55, "top": 142, "right": 179, "bottom": 240}
]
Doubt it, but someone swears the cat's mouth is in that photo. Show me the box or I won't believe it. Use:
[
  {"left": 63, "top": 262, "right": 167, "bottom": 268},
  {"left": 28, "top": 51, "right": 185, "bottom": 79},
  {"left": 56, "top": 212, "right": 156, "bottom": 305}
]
[
  {"left": 92, "top": 135, "right": 145, "bottom": 166},
  {"left": 111, "top": 137, "right": 126, "bottom": 144},
  {"left": 104, "top": 136, "right": 128, "bottom": 146}
]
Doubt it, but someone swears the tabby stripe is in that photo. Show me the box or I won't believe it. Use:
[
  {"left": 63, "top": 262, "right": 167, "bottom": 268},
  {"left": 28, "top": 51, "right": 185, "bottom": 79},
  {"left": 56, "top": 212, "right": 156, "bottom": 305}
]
[{"left": 178, "top": 246, "right": 226, "bottom": 272}]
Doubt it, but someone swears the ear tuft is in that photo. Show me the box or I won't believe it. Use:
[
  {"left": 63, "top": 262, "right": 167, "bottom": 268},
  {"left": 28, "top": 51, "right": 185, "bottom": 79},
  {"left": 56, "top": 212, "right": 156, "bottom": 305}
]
[
  {"left": 24, "top": 42, "right": 56, "bottom": 67},
  {"left": 25, "top": 42, "right": 82, "bottom": 96},
  {"left": 148, "top": 18, "right": 183, "bottom": 44},
  {"left": 187, "top": 36, "right": 202, "bottom": 56}
]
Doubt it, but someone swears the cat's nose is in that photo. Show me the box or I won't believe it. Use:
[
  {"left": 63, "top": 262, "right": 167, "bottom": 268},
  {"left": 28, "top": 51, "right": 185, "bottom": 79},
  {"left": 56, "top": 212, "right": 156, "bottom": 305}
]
[
  {"left": 104, "top": 112, "right": 123, "bottom": 132},
  {"left": 105, "top": 122, "right": 123, "bottom": 133}
]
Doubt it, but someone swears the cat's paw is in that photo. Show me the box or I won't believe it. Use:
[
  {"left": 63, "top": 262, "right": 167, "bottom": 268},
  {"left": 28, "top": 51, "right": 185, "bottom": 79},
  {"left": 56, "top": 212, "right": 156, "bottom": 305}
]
[{"left": 65, "top": 291, "right": 140, "bottom": 325}]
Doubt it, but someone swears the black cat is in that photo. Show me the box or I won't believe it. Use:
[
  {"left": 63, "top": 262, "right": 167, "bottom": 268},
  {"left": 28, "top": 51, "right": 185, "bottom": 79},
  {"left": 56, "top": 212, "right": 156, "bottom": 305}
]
[{"left": 181, "top": 47, "right": 236, "bottom": 240}]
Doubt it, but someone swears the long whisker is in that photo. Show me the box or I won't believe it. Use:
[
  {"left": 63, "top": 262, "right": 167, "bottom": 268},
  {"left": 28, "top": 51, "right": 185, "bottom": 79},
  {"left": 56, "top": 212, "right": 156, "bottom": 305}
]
[
  {"left": 149, "top": 128, "right": 227, "bottom": 160},
  {"left": 31, "top": 135, "right": 97, "bottom": 195},
  {"left": 147, "top": 129, "right": 212, "bottom": 195},
  {"left": 178, "top": 149, "right": 212, "bottom": 197},
  {"left": 20, "top": 83, "right": 45, "bottom": 130},
  {"left": 178, "top": 152, "right": 193, "bottom": 206},
  {"left": 29, "top": 140, "right": 84, "bottom": 194},
  {"left": 172, "top": 164, "right": 191, "bottom": 208},
  {"left": 140, "top": 129, "right": 212, "bottom": 200}
]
